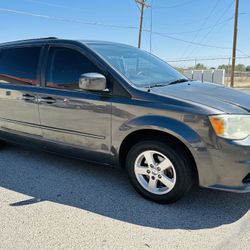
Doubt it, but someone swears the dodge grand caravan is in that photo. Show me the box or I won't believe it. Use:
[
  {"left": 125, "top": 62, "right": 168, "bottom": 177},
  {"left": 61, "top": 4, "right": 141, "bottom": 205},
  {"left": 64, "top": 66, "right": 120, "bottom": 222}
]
[{"left": 0, "top": 37, "right": 249, "bottom": 203}]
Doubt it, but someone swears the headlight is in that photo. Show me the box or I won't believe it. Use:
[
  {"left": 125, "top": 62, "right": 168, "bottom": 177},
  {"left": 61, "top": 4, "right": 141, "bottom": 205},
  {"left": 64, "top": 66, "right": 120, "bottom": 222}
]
[{"left": 209, "top": 115, "right": 250, "bottom": 140}]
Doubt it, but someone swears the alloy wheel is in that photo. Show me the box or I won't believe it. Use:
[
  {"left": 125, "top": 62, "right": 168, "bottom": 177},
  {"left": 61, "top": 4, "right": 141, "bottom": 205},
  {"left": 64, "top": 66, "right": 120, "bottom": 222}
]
[{"left": 134, "top": 150, "right": 176, "bottom": 195}]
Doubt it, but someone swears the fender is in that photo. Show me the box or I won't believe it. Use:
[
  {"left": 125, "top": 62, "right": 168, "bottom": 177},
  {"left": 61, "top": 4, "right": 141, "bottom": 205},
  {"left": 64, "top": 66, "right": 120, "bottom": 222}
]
[
  {"left": 117, "top": 115, "right": 205, "bottom": 147},
  {"left": 112, "top": 115, "right": 216, "bottom": 186}
]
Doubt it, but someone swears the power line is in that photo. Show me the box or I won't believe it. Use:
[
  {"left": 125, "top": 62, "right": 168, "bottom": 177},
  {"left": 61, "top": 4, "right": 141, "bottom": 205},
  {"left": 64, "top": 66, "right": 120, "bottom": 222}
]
[
  {"left": 0, "top": 5, "right": 234, "bottom": 40},
  {"left": 166, "top": 55, "right": 250, "bottom": 63},
  {"left": 180, "top": 0, "right": 222, "bottom": 58},
  {"left": 133, "top": 1, "right": 233, "bottom": 37},
  {"left": 133, "top": 0, "right": 141, "bottom": 12},
  {"left": 0, "top": 7, "right": 233, "bottom": 50},
  {"left": 154, "top": 0, "right": 196, "bottom": 9},
  {"left": 151, "top": 31, "right": 231, "bottom": 50},
  {"left": 133, "top": 0, "right": 232, "bottom": 51},
  {"left": 0, "top": 7, "right": 139, "bottom": 30},
  {"left": 237, "top": 48, "right": 249, "bottom": 57},
  {"left": 152, "top": 16, "right": 234, "bottom": 36},
  {"left": 186, "top": 0, "right": 235, "bottom": 59}
]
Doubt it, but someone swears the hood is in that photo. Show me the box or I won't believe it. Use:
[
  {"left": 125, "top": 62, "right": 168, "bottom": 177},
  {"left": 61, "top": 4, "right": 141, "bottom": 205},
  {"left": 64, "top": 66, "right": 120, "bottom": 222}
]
[{"left": 151, "top": 81, "right": 250, "bottom": 113}]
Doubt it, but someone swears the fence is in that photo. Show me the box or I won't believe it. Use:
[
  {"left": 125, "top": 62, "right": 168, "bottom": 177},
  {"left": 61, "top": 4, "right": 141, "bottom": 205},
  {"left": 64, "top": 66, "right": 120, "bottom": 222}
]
[
  {"left": 169, "top": 56, "right": 250, "bottom": 88},
  {"left": 183, "top": 69, "right": 225, "bottom": 84},
  {"left": 225, "top": 72, "right": 250, "bottom": 87}
]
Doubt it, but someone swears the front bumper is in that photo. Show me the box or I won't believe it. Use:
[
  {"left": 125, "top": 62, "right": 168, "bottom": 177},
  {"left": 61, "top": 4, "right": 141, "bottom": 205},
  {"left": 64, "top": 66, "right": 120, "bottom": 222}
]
[{"left": 197, "top": 136, "right": 250, "bottom": 193}]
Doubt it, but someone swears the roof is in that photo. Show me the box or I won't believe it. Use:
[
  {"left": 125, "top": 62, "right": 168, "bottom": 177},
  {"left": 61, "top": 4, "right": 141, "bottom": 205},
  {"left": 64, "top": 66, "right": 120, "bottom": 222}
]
[
  {"left": 0, "top": 37, "right": 131, "bottom": 48},
  {"left": 0, "top": 37, "right": 58, "bottom": 46}
]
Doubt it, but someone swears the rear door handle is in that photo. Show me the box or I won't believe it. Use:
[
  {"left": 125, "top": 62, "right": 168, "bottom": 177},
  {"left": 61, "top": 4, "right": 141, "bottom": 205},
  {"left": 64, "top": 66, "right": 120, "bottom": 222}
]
[
  {"left": 38, "top": 96, "right": 56, "bottom": 104},
  {"left": 22, "top": 94, "right": 36, "bottom": 101}
]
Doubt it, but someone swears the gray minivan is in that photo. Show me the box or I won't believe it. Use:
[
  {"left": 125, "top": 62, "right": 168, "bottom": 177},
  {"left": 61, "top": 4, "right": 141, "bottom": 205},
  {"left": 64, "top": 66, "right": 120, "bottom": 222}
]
[{"left": 0, "top": 37, "right": 249, "bottom": 203}]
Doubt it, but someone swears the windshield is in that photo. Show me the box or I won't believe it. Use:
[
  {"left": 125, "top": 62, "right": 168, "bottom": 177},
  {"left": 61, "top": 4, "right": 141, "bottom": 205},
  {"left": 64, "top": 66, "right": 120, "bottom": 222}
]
[{"left": 87, "top": 43, "right": 186, "bottom": 88}]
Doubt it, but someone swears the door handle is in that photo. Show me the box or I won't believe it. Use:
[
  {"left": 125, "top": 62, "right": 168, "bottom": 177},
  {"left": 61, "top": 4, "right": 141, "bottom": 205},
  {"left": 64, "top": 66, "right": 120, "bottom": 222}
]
[
  {"left": 38, "top": 96, "right": 56, "bottom": 104},
  {"left": 22, "top": 94, "right": 36, "bottom": 101}
]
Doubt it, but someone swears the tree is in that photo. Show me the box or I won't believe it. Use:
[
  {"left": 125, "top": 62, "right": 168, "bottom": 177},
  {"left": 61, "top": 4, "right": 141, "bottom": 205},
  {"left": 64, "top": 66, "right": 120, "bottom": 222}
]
[
  {"left": 218, "top": 64, "right": 247, "bottom": 73},
  {"left": 175, "top": 67, "right": 185, "bottom": 73},
  {"left": 245, "top": 65, "right": 250, "bottom": 72},
  {"left": 235, "top": 64, "right": 246, "bottom": 72},
  {"left": 218, "top": 64, "right": 231, "bottom": 73},
  {"left": 194, "top": 63, "right": 207, "bottom": 70}
]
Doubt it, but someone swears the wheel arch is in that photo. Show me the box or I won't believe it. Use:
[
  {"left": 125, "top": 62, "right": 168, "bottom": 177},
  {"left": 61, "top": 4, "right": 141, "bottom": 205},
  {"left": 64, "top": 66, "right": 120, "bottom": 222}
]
[{"left": 118, "top": 129, "right": 199, "bottom": 184}]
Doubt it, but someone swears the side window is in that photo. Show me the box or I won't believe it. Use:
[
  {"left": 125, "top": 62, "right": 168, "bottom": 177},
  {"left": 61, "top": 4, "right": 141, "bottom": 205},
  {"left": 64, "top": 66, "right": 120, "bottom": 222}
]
[
  {"left": 0, "top": 47, "right": 41, "bottom": 85},
  {"left": 46, "top": 47, "right": 101, "bottom": 90}
]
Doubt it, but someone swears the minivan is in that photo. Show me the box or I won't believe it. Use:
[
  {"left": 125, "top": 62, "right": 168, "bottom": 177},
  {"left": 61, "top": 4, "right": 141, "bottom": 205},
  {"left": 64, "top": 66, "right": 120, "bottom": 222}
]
[{"left": 0, "top": 37, "right": 249, "bottom": 203}]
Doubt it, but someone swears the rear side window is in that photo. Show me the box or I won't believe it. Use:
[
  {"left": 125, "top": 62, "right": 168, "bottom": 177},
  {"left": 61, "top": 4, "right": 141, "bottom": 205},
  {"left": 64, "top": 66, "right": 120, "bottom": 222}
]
[
  {"left": 46, "top": 47, "right": 101, "bottom": 90},
  {"left": 0, "top": 47, "right": 41, "bottom": 86}
]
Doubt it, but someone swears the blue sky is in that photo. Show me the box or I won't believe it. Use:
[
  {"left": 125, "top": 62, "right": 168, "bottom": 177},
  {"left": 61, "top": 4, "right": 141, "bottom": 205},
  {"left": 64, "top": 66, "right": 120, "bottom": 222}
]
[{"left": 0, "top": 0, "right": 249, "bottom": 67}]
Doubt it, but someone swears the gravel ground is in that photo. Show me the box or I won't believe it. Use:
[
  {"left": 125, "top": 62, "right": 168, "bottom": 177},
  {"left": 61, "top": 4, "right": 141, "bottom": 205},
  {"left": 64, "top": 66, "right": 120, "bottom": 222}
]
[{"left": 0, "top": 145, "right": 249, "bottom": 250}]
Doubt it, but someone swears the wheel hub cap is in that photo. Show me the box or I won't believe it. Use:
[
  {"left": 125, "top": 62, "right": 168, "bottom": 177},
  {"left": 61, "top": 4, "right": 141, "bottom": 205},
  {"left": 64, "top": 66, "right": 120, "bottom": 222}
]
[
  {"left": 152, "top": 169, "right": 158, "bottom": 175},
  {"left": 134, "top": 150, "right": 176, "bottom": 195}
]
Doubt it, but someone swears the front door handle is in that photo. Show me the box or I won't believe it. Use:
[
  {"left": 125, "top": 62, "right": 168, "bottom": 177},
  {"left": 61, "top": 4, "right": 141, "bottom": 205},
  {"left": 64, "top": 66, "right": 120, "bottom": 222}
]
[
  {"left": 22, "top": 94, "right": 36, "bottom": 101},
  {"left": 38, "top": 96, "right": 56, "bottom": 104}
]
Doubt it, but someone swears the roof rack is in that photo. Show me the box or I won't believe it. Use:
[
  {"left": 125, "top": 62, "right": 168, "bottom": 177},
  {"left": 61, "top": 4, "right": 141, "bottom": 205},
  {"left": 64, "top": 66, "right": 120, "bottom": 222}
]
[
  {"left": 0, "top": 37, "right": 59, "bottom": 46},
  {"left": 16, "top": 37, "right": 58, "bottom": 42}
]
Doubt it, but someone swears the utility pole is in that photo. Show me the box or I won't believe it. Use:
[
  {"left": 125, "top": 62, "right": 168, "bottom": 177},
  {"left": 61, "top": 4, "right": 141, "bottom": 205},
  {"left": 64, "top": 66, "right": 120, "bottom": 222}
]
[
  {"left": 230, "top": 0, "right": 240, "bottom": 87},
  {"left": 150, "top": 0, "right": 153, "bottom": 53},
  {"left": 136, "top": 0, "right": 150, "bottom": 48}
]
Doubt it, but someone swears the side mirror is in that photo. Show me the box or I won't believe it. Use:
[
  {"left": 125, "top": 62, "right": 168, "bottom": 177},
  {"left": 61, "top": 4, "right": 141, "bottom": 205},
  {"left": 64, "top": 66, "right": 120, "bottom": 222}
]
[{"left": 79, "top": 73, "right": 108, "bottom": 92}]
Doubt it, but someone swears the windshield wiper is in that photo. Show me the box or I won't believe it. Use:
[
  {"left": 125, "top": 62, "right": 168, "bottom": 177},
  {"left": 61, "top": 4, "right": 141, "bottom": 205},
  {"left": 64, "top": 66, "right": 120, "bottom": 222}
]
[
  {"left": 144, "top": 79, "right": 189, "bottom": 91},
  {"left": 149, "top": 83, "right": 168, "bottom": 88},
  {"left": 167, "top": 78, "right": 189, "bottom": 85},
  {"left": 143, "top": 83, "right": 168, "bottom": 92}
]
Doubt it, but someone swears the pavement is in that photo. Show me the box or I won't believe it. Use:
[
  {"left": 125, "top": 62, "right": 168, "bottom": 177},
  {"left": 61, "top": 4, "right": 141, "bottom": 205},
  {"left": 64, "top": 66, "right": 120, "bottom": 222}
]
[
  {"left": 241, "top": 88, "right": 250, "bottom": 93},
  {"left": 0, "top": 145, "right": 249, "bottom": 250}
]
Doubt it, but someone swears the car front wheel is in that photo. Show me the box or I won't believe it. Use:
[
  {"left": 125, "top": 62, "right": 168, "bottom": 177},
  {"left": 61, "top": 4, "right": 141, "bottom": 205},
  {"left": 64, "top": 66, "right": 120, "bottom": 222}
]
[{"left": 126, "top": 140, "right": 194, "bottom": 203}]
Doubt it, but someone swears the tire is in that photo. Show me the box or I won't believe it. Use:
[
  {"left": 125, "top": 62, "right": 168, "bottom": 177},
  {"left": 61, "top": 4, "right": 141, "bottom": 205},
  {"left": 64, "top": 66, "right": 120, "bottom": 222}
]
[
  {"left": 126, "top": 140, "right": 194, "bottom": 204},
  {"left": 0, "top": 140, "right": 6, "bottom": 149}
]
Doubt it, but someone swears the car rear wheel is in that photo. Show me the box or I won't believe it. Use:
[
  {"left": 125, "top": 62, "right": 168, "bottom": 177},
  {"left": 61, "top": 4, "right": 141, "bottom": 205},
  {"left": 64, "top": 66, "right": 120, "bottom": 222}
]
[{"left": 126, "top": 140, "right": 194, "bottom": 203}]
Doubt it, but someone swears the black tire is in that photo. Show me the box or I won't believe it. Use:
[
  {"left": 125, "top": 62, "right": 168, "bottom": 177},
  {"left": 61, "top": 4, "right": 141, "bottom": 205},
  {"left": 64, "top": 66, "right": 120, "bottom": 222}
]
[
  {"left": 0, "top": 140, "right": 6, "bottom": 149},
  {"left": 126, "top": 140, "right": 194, "bottom": 204}
]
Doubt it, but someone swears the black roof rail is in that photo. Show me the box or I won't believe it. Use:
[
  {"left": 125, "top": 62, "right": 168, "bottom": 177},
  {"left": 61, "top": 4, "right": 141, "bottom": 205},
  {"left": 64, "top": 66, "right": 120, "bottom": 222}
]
[
  {"left": 17, "top": 37, "right": 58, "bottom": 42},
  {"left": 0, "top": 37, "right": 59, "bottom": 46}
]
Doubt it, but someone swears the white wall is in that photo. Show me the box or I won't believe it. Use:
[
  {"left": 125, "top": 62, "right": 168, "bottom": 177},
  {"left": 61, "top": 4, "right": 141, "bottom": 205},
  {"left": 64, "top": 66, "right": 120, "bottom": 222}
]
[{"left": 183, "top": 69, "right": 225, "bottom": 84}]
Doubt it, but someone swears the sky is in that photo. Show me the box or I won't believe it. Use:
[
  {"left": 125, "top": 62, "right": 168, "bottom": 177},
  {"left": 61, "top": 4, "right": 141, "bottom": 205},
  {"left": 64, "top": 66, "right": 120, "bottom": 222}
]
[{"left": 0, "top": 0, "right": 249, "bottom": 67}]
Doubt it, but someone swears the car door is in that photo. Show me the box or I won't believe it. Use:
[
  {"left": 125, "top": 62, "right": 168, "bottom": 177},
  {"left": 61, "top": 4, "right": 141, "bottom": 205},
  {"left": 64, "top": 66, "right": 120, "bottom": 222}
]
[
  {"left": 0, "top": 46, "right": 42, "bottom": 137},
  {"left": 38, "top": 45, "right": 112, "bottom": 162}
]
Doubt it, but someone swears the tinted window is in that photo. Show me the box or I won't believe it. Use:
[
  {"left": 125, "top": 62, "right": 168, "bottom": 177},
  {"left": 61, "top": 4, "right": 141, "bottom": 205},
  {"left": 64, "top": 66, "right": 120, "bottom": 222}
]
[
  {"left": 0, "top": 47, "right": 41, "bottom": 85},
  {"left": 46, "top": 47, "right": 101, "bottom": 89}
]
